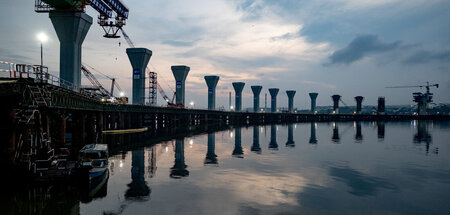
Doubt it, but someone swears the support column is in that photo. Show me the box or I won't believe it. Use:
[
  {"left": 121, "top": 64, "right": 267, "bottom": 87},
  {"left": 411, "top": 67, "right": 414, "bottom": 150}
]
[
  {"left": 251, "top": 85, "right": 262, "bottom": 112},
  {"left": 269, "top": 88, "right": 279, "bottom": 113},
  {"left": 232, "top": 82, "right": 245, "bottom": 111},
  {"left": 355, "top": 96, "right": 364, "bottom": 114},
  {"left": 205, "top": 133, "right": 218, "bottom": 165},
  {"left": 269, "top": 125, "right": 278, "bottom": 150},
  {"left": 204, "top": 76, "right": 219, "bottom": 110},
  {"left": 286, "top": 124, "right": 295, "bottom": 147},
  {"left": 232, "top": 127, "right": 243, "bottom": 158},
  {"left": 286, "top": 90, "right": 296, "bottom": 112},
  {"left": 309, "top": 92, "right": 318, "bottom": 114},
  {"left": 49, "top": 12, "right": 92, "bottom": 89},
  {"left": 251, "top": 126, "right": 261, "bottom": 153},
  {"left": 171, "top": 66, "right": 190, "bottom": 106},
  {"left": 331, "top": 95, "right": 341, "bottom": 114},
  {"left": 126, "top": 48, "right": 152, "bottom": 105}
]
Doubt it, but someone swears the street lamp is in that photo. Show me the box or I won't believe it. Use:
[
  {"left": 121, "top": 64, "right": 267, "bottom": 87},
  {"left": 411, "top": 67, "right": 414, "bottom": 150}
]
[
  {"left": 189, "top": 101, "right": 195, "bottom": 108},
  {"left": 37, "top": 32, "right": 48, "bottom": 78}
]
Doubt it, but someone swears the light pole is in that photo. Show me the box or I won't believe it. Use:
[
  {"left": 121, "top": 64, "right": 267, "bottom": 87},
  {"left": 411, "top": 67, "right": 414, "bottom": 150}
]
[{"left": 37, "top": 33, "right": 48, "bottom": 79}]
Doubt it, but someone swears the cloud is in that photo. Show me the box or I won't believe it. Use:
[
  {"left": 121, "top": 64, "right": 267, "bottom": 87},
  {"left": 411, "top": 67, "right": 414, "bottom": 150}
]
[
  {"left": 326, "top": 35, "right": 401, "bottom": 65},
  {"left": 403, "top": 49, "right": 450, "bottom": 65},
  {"left": 162, "top": 40, "right": 198, "bottom": 47}
]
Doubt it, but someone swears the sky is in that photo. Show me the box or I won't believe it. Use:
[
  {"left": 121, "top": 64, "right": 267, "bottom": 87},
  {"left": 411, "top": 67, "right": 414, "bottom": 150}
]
[{"left": 0, "top": 0, "right": 449, "bottom": 109}]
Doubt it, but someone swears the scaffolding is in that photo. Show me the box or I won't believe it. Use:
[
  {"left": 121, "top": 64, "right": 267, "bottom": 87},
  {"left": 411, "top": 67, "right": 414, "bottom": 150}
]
[{"left": 148, "top": 72, "right": 157, "bottom": 105}]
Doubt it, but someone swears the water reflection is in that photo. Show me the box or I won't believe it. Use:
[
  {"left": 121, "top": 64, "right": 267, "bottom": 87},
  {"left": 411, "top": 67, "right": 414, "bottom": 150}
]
[
  {"left": 251, "top": 126, "right": 262, "bottom": 153},
  {"left": 355, "top": 122, "right": 363, "bottom": 143},
  {"left": 205, "top": 133, "right": 218, "bottom": 165},
  {"left": 171, "top": 139, "right": 189, "bottom": 178},
  {"left": 332, "top": 122, "right": 340, "bottom": 143},
  {"left": 286, "top": 124, "right": 295, "bottom": 147},
  {"left": 126, "top": 149, "right": 150, "bottom": 199},
  {"left": 269, "top": 125, "right": 278, "bottom": 150},
  {"left": 414, "top": 121, "right": 436, "bottom": 154},
  {"left": 232, "top": 128, "right": 244, "bottom": 158},
  {"left": 377, "top": 121, "right": 385, "bottom": 140},
  {"left": 309, "top": 122, "right": 317, "bottom": 144}
]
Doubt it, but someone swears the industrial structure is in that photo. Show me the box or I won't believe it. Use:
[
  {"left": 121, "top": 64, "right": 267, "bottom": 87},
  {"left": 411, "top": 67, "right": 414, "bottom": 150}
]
[
  {"left": 232, "top": 82, "right": 245, "bottom": 111},
  {"left": 331, "top": 95, "right": 341, "bottom": 114},
  {"left": 387, "top": 82, "right": 439, "bottom": 115},
  {"left": 204, "top": 76, "right": 219, "bottom": 110},
  {"left": 171, "top": 66, "right": 190, "bottom": 107},
  {"left": 286, "top": 90, "right": 296, "bottom": 113},
  {"left": 269, "top": 88, "right": 279, "bottom": 113},
  {"left": 309, "top": 93, "right": 318, "bottom": 114},
  {"left": 355, "top": 96, "right": 364, "bottom": 114},
  {"left": 126, "top": 48, "right": 152, "bottom": 104},
  {"left": 251, "top": 86, "right": 263, "bottom": 112}
]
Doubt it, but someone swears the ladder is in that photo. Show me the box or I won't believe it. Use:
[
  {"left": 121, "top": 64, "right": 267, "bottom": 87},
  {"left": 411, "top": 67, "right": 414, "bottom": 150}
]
[{"left": 28, "top": 85, "right": 48, "bottom": 107}]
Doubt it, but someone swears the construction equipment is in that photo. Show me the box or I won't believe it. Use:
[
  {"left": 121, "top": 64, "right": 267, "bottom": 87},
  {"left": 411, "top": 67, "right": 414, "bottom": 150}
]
[
  {"left": 120, "top": 28, "right": 181, "bottom": 107},
  {"left": 81, "top": 64, "right": 128, "bottom": 103},
  {"left": 386, "top": 82, "right": 439, "bottom": 115},
  {"left": 35, "top": 0, "right": 129, "bottom": 38},
  {"left": 81, "top": 65, "right": 110, "bottom": 97}
]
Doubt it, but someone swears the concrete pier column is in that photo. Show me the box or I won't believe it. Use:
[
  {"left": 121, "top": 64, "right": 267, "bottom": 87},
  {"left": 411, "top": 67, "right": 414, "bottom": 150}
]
[
  {"left": 204, "top": 76, "right": 219, "bottom": 110},
  {"left": 355, "top": 96, "right": 364, "bottom": 114},
  {"left": 309, "top": 92, "right": 318, "bottom": 114},
  {"left": 331, "top": 95, "right": 341, "bottom": 114},
  {"left": 232, "top": 82, "right": 245, "bottom": 111},
  {"left": 286, "top": 124, "right": 295, "bottom": 147},
  {"left": 251, "top": 86, "right": 262, "bottom": 112},
  {"left": 126, "top": 48, "right": 152, "bottom": 104},
  {"left": 377, "top": 121, "right": 385, "bottom": 139},
  {"left": 286, "top": 90, "right": 296, "bottom": 112},
  {"left": 269, "top": 125, "right": 278, "bottom": 150},
  {"left": 251, "top": 126, "right": 261, "bottom": 153},
  {"left": 309, "top": 122, "right": 317, "bottom": 144},
  {"left": 232, "top": 127, "right": 243, "bottom": 157},
  {"left": 378, "top": 97, "right": 385, "bottom": 115},
  {"left": 49, "top": 12, "right": 92, "bottom": 89},
  {"left": 205, "top": 133, "right": 218, "bottom": 165},
  {"left": 171, "top": 66, "right": 190, "bottom": 106},
  {"left": 269, "top": 88, "right": 279, "bottom": 113},
  {"left": 126, "top": 149, "right": 150, "bottom": 199}
]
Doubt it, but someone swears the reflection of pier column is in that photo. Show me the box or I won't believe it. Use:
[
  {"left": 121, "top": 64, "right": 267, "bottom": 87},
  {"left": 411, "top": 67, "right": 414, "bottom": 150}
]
[
  {"left": 377, "top": 121, "right": 385, "bottom": 139},
  {"left": 309, "top": 122, "right": 317, "bottom": 144},
  {"left": 126, "top": 149, "right": 150, "bottom": 199},
  {"left": 332, "top": 122, "right": 340, "bottom": 143},
  {"left": 355, "top": 121, "right": 363, "bottom": 142},
  {"left": 269, "top": 125, "right": 278, "bottom": 150},
  {"left": 286, "top": 124, "right": 295, "bottom": 147},
  {"left": 205, "top": 133, "right": 218, "bottom": 164},
  {"left": 414, "top": 121, "right": 432, "bottom": 154},
  {"left": 251, "top": 126, "right": 261, "bottom": 153},
  {"left": 171, "top": 139, "right": 189, "bottom": 178},
  {"left": 232, "top": 128, "right": 244, "bottom": 158}
]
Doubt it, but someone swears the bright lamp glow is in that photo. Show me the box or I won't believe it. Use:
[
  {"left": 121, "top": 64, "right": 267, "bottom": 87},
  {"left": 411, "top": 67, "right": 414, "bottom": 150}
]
[
  {"left": 120, "top": 92, "right": 125, "bottom": 97},
  {"left": 37, "top": 33, "right": 48, "bottom": 43},
  {"left": 189, "top": 101, "right": 194, "bottom": 106}
]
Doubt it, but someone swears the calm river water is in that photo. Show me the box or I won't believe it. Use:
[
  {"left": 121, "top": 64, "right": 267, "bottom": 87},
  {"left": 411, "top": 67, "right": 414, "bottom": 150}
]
[{"left": 3, "top": 121, "right": 450, "bottom": 215}]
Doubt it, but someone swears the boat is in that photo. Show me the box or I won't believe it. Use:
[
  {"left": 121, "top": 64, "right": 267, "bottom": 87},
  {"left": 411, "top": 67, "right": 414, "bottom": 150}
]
[{"left": 79, "top": 144, "right": 109, "bottom": 181}]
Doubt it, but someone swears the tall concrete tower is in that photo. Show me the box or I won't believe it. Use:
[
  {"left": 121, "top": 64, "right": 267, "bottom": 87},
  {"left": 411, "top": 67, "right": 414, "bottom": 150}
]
[
  {"left": 355, "top": 96, "right": 364, "bottom": 114},
  {"left": 251, "top": 86, "right": 263, "bottom": 112},
  {"left": 50, "top": 12, "right": 92, "bottom": 89},
  {"left": 378, "top": 97, "right": 385, "bottom": 115},
  {"left": 309, "top": 93, "right": 318, "bottom": 114},
  {"left": 204, "top": 76, "right": 219, "bottom": 110},
  {"left": 126, "top": 48, "right": 152, "bottom": 104},
  {"left": 232, "top": 82, "right": 245, "bottom": 111},
  {"left": 309, "top": 122, "right": 317, "bottom": 144},
  {"left": 269, "top": 125, "right": 278, "bottom": 150},
  {"left": 331, "top": 95, "right": 341, "bottom": 114},
  {"left": 171, "top": 65, "right": 190, "bottom": 106},
  {"left": 286, "top": 90, "right": 296, "bottom": 112},
  {"left": 232, "top": 128, "right": 244, "bottom": 158},
  {"left": 269, "top": 88, "right": 279, "bottom": 113}
]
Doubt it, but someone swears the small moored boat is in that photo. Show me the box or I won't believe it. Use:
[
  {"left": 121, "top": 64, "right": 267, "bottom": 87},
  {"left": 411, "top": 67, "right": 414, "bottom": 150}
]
[{"left": 79, "top": 144, "right": 109, "bottom": 180}]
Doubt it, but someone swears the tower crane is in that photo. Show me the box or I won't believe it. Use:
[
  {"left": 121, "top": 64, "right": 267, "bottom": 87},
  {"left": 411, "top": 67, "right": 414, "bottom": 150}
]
[
  {"left": 35, "top": 0, "right": 129, "bottom": 38},
  {"left": 386, "top": 82, "right": 439, "bottom": 115},
  {"left": 120, "top": 28, "right": 179, "bottom": 107}
]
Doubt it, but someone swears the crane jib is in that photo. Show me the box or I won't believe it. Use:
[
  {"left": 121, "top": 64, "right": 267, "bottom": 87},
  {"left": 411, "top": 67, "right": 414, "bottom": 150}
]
[
  {"left": 102, "top": 0, "right": 129, "bottom": 18},
  {"left": 86, "top": 0, "right": 113, "bottom": 18}
]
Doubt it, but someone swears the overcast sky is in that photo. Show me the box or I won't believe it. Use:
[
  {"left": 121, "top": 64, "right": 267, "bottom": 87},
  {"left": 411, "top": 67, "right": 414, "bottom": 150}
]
[{"left": 0, "top": 0, "right": 449, "bottom": 109}]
